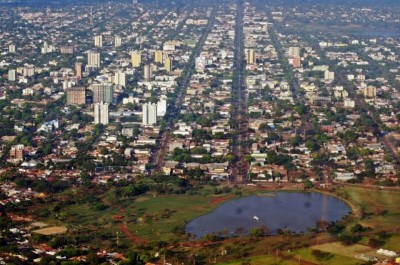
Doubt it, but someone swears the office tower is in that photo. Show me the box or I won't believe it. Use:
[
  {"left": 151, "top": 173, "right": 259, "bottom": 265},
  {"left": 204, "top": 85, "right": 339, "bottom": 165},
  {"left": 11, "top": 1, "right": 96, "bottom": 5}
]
[
  {"left": 246, "top": 49, "right": 256, "bottom": 64},
  {"left": 94, "top": 102, "right": 109, "bottom": 125},
  {"left": 66, "top": 87, "right": 86, "bottom": 105},
  {"left": 9, "top": 145, "right": 24, "bottom": 162},
  {"left": 363, "top": 87, "right": 377, "bottom": 98},
  {"left": 75, "top": 62, "right": 82, "bottom": 80},
  {"left": 88, "top": 52, "right": 101, "bottom": 67},
  {"left": 8, "top": 69, "right": 16, "bottom": 81},
  {"left": 142, "top": 103, "right": 157, "bottom": 125},
  {"left": 114, "top": 71, "right": 126, "bottom": 87},
  {"left": 154, "top": 50, "right": 163, "bottom": 63},
  {"left": 131, "top": 51, "right": 141, "bottom": 67},
  {"left": 92, "top": 83, "right": 113, "bottom": 103},
  {"left": 144, "top": 64, "right": 152, "bottom": 80},
  {"left": 195, "top": 56, "right": 206, "bottom": 70},
  {"left": 115, "top": 36, "right": 122, "bottom": 47},
  {"left": 164, "top": 56, "right": 172, "bottom": 73},
  {"left": 94, "top": 35, "right": 103, "bottom": 47},
  {"left": 288, "top": 46, "right": 300, "bottom": 57},
  {"left": 9, "top": 44, "right": 15, "bottom": 53},
  {"left": 157, "top": 97, "right": 167, "bottom": 116}
]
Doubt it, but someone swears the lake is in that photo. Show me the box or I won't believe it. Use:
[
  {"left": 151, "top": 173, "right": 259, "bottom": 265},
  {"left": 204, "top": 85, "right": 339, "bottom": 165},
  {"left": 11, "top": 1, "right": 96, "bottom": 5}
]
[{"left": 186, "top": 191, "right": 351, "bottom": 238}]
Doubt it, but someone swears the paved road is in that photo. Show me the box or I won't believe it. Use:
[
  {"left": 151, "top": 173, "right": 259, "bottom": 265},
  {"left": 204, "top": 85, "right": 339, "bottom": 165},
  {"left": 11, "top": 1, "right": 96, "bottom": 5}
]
[
  {"left": 230, "top": 0, "right": 249, "bottom": 183},
  {"left": 151, "top": 9, "right": 217, "bottom": 172}
]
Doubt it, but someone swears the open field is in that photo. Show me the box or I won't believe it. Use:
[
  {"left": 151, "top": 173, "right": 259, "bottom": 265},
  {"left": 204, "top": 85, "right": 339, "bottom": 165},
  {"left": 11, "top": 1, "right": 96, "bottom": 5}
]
[
  {"left": 32, "top": 226, "right": 68, "bottom": 235},
  {"left": 217, "top": 255, "right": 298, "bottom": 265},
  {"left": 290, "top": 248, "right": 364, "bottom": 265},
  {"left": 337, "top": 186, "right": 400, "bottom": 231},
  {"left": 28, "top": 185, "right": 400, "bottom": 263},
  {"left": 119, "top": 194, "right": 231, "bottom": 241},
  {"left": 311, "top": 242, "right": 374, "bottom": 259}
]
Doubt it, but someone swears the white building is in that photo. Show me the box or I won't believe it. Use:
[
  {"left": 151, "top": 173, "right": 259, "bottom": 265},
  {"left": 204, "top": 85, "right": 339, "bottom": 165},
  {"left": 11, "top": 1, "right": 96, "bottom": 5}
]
[
  {"left": 115, "top": 36, "right": 122, "bottom": 47},
  {"left": 8, "top": 69, "right": 16, "bottom": 81},
  {"left": 94, "top": 102, "right": 109, "bottom": 125},
  {"left": 9, "top": 44, "right": 15, "bottom": 53},
  {"left": 88, "top": 52, "right": 101, "bottom": 67},
  {"left": 94, "top": 35, "right": 103, "bottom": 47},
  {"left": 114, "top": 71, "right": 126, "bottom": 87},
  {"left": 144, "top": 64, "right": 152, "bottom": 80},
  {"left": 157, "top": 97, "right": 167, "bottom": 116},
  {"left": 142, "top": 103, "right": 157, "bottom": 126}
]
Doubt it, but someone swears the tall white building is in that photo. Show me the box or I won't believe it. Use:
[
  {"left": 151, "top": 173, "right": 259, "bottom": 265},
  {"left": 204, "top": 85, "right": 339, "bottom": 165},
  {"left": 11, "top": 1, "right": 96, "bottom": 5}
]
[
  {"left": 144, "top": 64, "right": 152, "bottom": 80},
  {"left": 9, "top": 44, "right": 15, "bottom": 53},
  {"left": 88, "top": 52, "right": 101, "bottom": 67},
  {"left": 114, "top": 71, "right": 126, "bottom": 87},
  {"left": 142, "top": 103, "right": 157, "bottom": 126},
  {"left": 94, "top": 35, "right": 103, "bottom": 47},
  {"left": 8, "top": 69, "right": 16, "bottom": 81},
  {"left": 115, "top": 36, "right": 122, "bottom": 47},
  {"left": 94, "top": 102, "right": 109, "bottom": 125},
  {"left": 157, "top": 97, "right": 167, "bottom": 116}
]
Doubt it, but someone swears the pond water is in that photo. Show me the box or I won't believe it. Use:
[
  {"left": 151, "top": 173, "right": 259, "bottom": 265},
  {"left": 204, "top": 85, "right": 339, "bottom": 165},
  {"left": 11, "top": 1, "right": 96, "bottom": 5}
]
[{"left": 186, "top": 192, "right": 351, "bottom": 239}]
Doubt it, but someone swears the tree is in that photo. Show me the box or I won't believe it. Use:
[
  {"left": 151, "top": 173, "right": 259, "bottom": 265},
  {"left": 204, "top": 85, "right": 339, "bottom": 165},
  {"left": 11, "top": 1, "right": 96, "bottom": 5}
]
[{"left": 249, "top": 227, "right": 263, "bottom": 238}]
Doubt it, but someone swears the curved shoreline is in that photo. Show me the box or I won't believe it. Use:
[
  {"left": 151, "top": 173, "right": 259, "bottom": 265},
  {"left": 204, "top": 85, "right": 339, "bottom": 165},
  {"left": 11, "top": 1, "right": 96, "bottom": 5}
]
[{"left": 186, "top": 189, "right": 352, "bottom": 238}]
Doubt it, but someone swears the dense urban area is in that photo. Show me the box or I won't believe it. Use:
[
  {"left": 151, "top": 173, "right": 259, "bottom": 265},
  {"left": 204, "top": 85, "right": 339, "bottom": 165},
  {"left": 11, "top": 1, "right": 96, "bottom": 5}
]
[{"left": 0, "top": 0, "right": 400, "bottom": 264}]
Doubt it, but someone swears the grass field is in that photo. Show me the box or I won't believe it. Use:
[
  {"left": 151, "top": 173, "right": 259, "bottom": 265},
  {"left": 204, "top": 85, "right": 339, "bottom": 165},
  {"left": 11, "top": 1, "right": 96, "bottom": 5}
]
[
  {"left": 120, "top": 194, "right": 228, "bottom": 241},
  {"left": 290, "top": 248, "right": 364, "bottom": 265},
  {"left": 311, "top": 242, "right": 374, "bottom": 259},
  {"left": 216, "top": 254, "right": 298, "bottom": 265},
  {"left": 338, "top": 186, "right": 400, "bottom": 231}
]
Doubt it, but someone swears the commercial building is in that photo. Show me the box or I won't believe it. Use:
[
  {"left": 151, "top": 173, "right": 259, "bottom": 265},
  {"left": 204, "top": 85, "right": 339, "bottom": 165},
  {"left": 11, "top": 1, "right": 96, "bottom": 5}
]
[
  {"left": 8, "top": 69, "right": 16, "bottom": 81},
  {"left": 9, "top": 145, "right": 24, "bottom": 162},
  {"left": 9, "top": 44, "right": 15, "bottom": 53},
  {"left": 88, "top": 52, "right": 101, "bottom": 67},
  {"left": 92, "top": 83, "right": 113, "bottom": 103},
  {"left": 94, "top": 102, "right": 109, "bottom": 125},
  {"left": 66, "top": 87, "right": 86, "bottom": 105},
  {"left": 144, "top": 64, "right": 152, "bottom": 80},
  {"left": 246, "top": 49, "right": 256, "bottom": 64},
  {"left": 131, "top": 51, "right": 142, "bottom": 67},
  {"left": 164, "top": 56, "right": 173, "bottom": 73},
  {"left": 157, "top": 97, "right": 167, "bottom": 116},
  {"left": 75, "top": 62, "right": 82, "bottom": 80},
  {"left": 113, "top": 71, "right": 126, "bottom": 87},
  {"left": 94, "top": 35, "right": 103, "bottom": 47},
  {"left": 142, "top": 103, "right": 157, "bottom": 125},
  {"left": 154, "top": 50, "right": 163, "bottom": 63},
  {"left": 115, "top": 36, "right": 122, "bottom": 47}
]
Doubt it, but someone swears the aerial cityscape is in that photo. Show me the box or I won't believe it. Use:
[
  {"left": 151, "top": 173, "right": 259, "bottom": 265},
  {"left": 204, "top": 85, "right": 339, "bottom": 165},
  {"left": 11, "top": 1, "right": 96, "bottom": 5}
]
[{"left": 0, "top": 0, "right": 399, "bottom": 264}]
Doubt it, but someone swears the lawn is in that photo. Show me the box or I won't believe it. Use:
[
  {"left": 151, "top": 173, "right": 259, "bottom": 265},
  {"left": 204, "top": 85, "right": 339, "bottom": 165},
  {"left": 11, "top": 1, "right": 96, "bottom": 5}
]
[
  {"left": 311, "top": 242, "right": 375, "bottom": 259},
  {"left": 120, "top": 194, "right": 226, "bottom": 241},
  {"left": 290, "top": 248, "right": 364, "bottom": 265},
  {"left": 216, "top": 254, "right": 298, "bottom": 265},
  {"left": 338, "top": 186, "right": 400, "bottom": 231}
]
